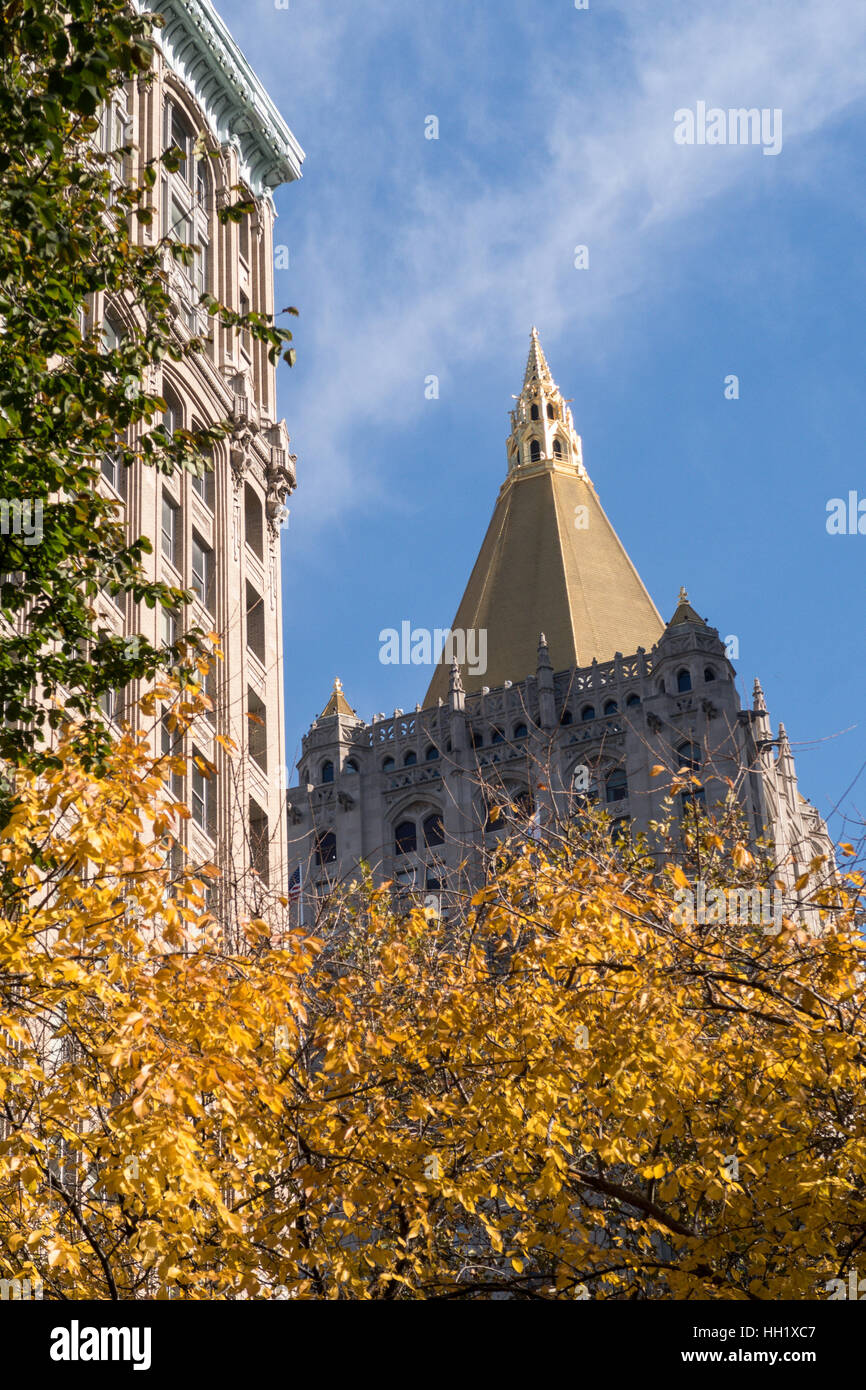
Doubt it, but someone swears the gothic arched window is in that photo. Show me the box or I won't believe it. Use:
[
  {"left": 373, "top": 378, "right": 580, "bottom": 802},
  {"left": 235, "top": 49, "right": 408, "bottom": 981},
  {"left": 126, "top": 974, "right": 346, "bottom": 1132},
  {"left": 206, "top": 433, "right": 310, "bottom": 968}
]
[
  {"left": 490, "top": 728, "right": 504, "bottom": 744},
  {"left": 530, "top": 403, "right": 539, "bottom": 421},
  {"left": 529, "top": 439, "right": 541, "bottom": 463},
  {"left": 626, "top": 693, "right": 641, "bottom": 708},
  {"left": 425, "top": 745, "right": 439, "bottom": 762},
  {"left": 423, "top": 813, "right": 444, "bottom": 847},
  {"left": 320, "top": 760, "right": 334, "bottom": 784},
  {"left": 315, "top": 830, "right": 336, "bottom": 865},
  {"left": 395, "top": 820, "right": 417, "bottom": 855},
  {"left": 560, "top": 708, "right": 573, "bottom": 725},
  {"left": 676, "top": 742, "right": 701, "bottom": 772},
  {"left": 344, "top": 758, "right": 359, "bottom": 774},
  {"left": 513, "top": 722, "right": 528, "bottom": 740},
  {"left": 603, "top": 700, "right": 618, "bottom": 715},
  {"left": 676, "top": 668, "right": 692, "bottom": 693},
  {"left": 404, "top": 750, "right": 417, "bottom": 766},
  {"left": 547, "top": 403, "right": 555, "bottom": 420},
  {"left": 552, "top": 438, "right": 563, "bottom": 458},
  {"left": 382, "top": 756, "right": 395, "bottom": 772},
  {"left": 580, "top": 705, "right": 595, "bottom": 722},
  {"left": 704, "top": 667, "right": 716, "bottom": 683}
]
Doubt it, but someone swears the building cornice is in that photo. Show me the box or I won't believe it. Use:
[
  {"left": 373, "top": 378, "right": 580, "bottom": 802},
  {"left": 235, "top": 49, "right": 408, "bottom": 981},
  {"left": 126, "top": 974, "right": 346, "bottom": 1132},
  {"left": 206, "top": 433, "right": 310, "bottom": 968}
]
[{"left": 138, "top": 0, "right": 305, "bottom": 198}]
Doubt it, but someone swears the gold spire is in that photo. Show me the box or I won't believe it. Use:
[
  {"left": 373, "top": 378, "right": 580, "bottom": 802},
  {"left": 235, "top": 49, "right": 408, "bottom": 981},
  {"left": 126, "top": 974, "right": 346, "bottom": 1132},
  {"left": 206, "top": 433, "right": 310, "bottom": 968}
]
[
  {"left": 668, "top": 588, "right": 706, "bottom": 628},
  {"left": 424, "top": 335, "right": 663, "bottom": 704},
  {"left": 319, "top": 677, "right": 355, "bottom": 718}
]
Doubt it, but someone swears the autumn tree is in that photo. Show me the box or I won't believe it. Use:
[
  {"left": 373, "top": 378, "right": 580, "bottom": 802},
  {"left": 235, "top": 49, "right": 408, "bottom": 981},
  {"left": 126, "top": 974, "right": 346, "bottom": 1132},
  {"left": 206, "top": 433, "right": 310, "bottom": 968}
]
[{"left": 1, "top": 703, "right": 864, "bottom": 1300}]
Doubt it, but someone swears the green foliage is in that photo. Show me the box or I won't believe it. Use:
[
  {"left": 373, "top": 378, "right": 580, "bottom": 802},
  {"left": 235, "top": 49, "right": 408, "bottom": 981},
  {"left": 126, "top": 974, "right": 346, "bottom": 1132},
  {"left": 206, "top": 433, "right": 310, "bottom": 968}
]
[{"left": 0, "top": 0, "right": 295, "bottom": 771}]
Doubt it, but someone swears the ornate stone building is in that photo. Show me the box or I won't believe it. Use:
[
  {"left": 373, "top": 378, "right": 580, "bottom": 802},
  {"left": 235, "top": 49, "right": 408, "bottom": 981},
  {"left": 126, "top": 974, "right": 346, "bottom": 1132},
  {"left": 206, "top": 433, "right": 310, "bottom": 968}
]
[
  {"left": 98, "top": 0, "right": 303, "bottom": 913},
  {"left": 286, "top": 331, "right": 832, "bottom": 919}
]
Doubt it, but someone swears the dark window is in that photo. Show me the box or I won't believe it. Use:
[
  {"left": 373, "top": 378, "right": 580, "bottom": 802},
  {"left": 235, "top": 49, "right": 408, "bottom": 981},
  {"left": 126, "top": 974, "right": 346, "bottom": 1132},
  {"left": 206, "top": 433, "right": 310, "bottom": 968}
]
[
  {"left": 611, "top": 816, "right": 631, "bottom": 843},
  {"left": 530, "top": 403, "right": 539, "bottom": 421},
  {"left": 490, "top": 728, "right": 504, "bottom": 744},
  {"left": 560, "top": 708, "right": 573, "bottom": 725},
  {"left": 529, "top": 439, "right": 541, "bottom": 463},
  {"left": 404, "top": 751, "right": 417, "bottom": 767},
  {"left": 344, "top": 758, "right": 359, "bottom": 774},
  {"left": 249, "top": 799, "right": 269, "bottom": 881},
  {"left": 191, "top": 748, "right": 216, "bottom": 837},
  {"left": 395, "top": 820, "right": 416, "bottom": 855},
  {"left": 547, "top": 403, "right": 555, "bottom": 420},
  {"left": 382, "top": 756, "right": 395, "bottom": 772},
  {"left": 425, "top": 745, "right": 439, "bottom": 762},
  {"left": 676, "top": 668, "right": 692, "bottom": 693},
  {"left": 247, "top": 687, "right": 267, "bottom": 772},
  {"left": 246, "top": 582, "right": 265, "bottom": 662},
  {"left": 315, "top": 830, "right": 337, "bottom": 865},
  {"left": 603, "top": 700, "right": 618, "bottom": 715},
  {"left": 626, "top": 693, "right": 640, "bottom": 708},
  {"left": 191, "top": 533, "right": 212, "bottom": 609},
  {"left": 676, "top": 742, "right": 701, "bottom": 772},
  {"left": 553, "top": 438, "right": 563, "bottom": 458},
  {"left": 513, "top": 722, "right": 528, "bottom": 740},
  {"left": 192, "top": 442, "right": 214, "bottom": 509},
  {"left": 704, "top": 667, "right": 716, "bottom": 683},
  {"left": 320, "top": 760, "right": 334, "bottom": 784},
  {"left": 244, "top": 482, "right": 263, "bottom": 560},
  {"left": 514, "top": 788, "right": 534, "bottom": 818},
  {"left": 580, "top": 705, "right": 595, "bottom": 722},
  {"left": 423, "top": 813, "right": 444, "bottom": 847},
  {"left": 605, "top": 767, "right": 628, "bottom": 803},
  {"left": 681, "top": 786, "right": 706, "bottom": 813},
  {"left": 469, "top": 729, "right": 483, "bottom": 748}
]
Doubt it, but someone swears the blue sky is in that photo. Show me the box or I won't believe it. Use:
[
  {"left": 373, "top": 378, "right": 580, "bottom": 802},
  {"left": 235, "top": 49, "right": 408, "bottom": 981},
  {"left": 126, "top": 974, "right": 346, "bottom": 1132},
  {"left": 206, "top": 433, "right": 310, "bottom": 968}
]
[{"left": 219, "top": 0, "right": 866, "bottom": 842}]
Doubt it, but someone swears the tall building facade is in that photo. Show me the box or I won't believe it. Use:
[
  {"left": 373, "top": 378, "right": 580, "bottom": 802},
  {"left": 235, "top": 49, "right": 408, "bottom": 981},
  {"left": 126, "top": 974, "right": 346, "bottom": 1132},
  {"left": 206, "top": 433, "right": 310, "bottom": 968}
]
[
  {"left": 287, "top": 331, "right": 832, "bottom": 917},
  {"left": 98, "top": 0, "right": 303, "bottom": 918}
]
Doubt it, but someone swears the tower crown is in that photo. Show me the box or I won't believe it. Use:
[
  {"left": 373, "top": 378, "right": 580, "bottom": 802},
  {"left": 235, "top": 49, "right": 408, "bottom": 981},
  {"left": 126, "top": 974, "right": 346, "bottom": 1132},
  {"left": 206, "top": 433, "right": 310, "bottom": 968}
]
[{"left": 508, "top": 328, "right": 586, "bottom": 479}]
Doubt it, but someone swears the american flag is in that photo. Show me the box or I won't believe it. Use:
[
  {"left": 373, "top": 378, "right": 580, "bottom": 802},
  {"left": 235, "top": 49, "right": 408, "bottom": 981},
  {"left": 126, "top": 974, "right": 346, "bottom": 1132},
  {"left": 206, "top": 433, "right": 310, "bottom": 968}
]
[{"left": 287, "top": 864, "right": 303, "bottom": 902}]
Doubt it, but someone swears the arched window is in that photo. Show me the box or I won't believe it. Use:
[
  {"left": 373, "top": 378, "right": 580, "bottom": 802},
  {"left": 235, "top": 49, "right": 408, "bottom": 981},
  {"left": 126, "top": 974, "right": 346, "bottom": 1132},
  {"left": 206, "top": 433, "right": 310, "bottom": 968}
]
[
  {"left": 395, "top": 820, "right": 417, "bottom": 855},
  {"left": 580, "top": 705, "right": 595, "bottom": 722},
  {"left": 547, "top": 403, "right": 555, "bottom": 420},
  {"left": 490, "top": 728, "right": 504, "bottom": 744},
  {"left": 344, "top": 758, "right": 359, "bottom": 774},
  {"left": 382, "top": 756, "right": 395, "bottom": 772},
  {"left": 603, "top": 700, "right": 618, "bottom": 715},
  {"left": 513, "top": 722, "right": 528, "bottom": 740},
  {"left": 469, "top": 729, "right": 483, "bottom": 748},
  {"left": 315, "top": 830, "right": 336, "bottom": 866},
  {"left": 626, "top": 693, "right": 641, "bottom": 708},
  {"left": 404, "top": 750, "right": 417, "bottom": 767},
  {"left": 423, "top": 813, "right": 444, "bottom": 847},
  {"left": 676, "top": 668, "right": 692, "bottom": 693},
  {"left": 676, "top": 742, "right": 701, "bottom": 772},
  {"left": 529, "top": 439, "right": 541, "bottom": 463},
  {"left": 514, "top": 788, "right": 534, "bottom": 818},
  {"left": 605, "top": 767, "right": 628, "bottom": 803},
  {"left": 559, "top": 708, "right": 573, "bottom": 726},
  {"left": 530, "top": 403, "right": 539, "bottom": 421},
  {"left": 704, "top": 667, "right": 716, "bottom": 683},
  {"left": 425, "top": 745, "right": 439, "bottom": 762},
  {"left": 552, "top": 438, "right": 563, "bottom": 458},
  {"left": 320, "top": 760, "right": 334, "bottom": 784}
]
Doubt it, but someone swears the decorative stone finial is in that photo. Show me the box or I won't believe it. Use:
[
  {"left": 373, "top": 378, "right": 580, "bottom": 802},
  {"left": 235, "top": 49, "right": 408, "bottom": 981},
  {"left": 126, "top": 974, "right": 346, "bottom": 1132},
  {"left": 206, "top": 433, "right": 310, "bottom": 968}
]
[
  {"left": 752, "top": 677, "right": 767, "bottom": 713},
  {"left": 678, "top": 586, "right": 689, "bottom": 604}
]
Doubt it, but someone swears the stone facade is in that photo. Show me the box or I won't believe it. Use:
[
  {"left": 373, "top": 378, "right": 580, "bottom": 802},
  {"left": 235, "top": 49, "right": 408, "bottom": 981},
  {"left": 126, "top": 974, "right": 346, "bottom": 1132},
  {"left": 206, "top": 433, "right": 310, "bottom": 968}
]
[
  {"left": 97, "top": 0, "right": 303, "bottom": 917},
  {"left": 287, "top": 335, "right": 832, "bottom": 921}
]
